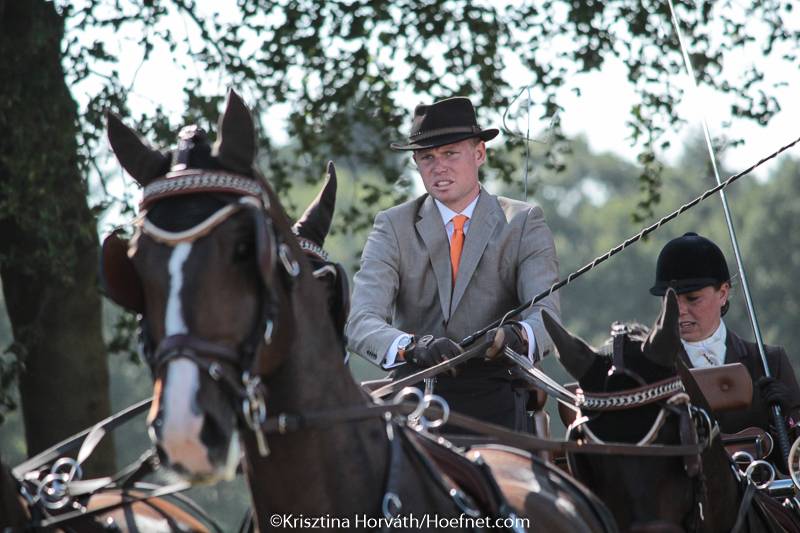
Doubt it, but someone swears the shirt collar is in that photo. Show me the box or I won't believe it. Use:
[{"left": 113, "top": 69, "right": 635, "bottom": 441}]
[
  {"left": 434, "top": 189, "right": 480, "bottom": 226},
  {"left": 681, "top": 320, "right": 727, "bottom": 367}
]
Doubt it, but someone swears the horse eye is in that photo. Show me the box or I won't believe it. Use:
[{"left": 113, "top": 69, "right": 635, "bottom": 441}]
[{"left": 233, "top": 240, "right": 254, "bottom": 262}]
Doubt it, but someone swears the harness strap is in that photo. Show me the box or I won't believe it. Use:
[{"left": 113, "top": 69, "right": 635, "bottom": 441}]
[
  {"left": 380, "top": 422, "right": 405, "bottom": 532},
  {"left": 445, "top": 410, "right": 706, "bottom": 457},
  {"left": 612, "top": 324, "right": 626, "bottom": 371},
  {"left": 155, "top": 334, "right": 242, "bottom": 368},
  {"left": 256, "top": 400, "right": 707, "bottom": 457},
  {"left": 397, "top": 426, "right": 482, "bottom": 520},
  {"left": 731, "top": 481, "right": 758, "bottom": 533}
]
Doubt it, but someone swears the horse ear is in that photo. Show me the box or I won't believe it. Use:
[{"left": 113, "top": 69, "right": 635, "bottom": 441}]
[
  {"left": 214, "top": 89, "right": 256, "bottom": 175},
  {"left": 107, "top": 112, "right": 170, "bottom": 187},
  {"left": 542, "top": 311, "right": 598, "bottom": 380},
  {"left": 642, "top": 288, "right": 682, "bottom": 368},
  {"left": 292, "top": 161, "right": 338, "bottom": 246}
]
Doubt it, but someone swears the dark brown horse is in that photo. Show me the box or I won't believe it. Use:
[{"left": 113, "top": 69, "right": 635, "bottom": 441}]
[
  {"left": 543, "top": 290, "right": 797, "bottom": 533},
  {"left": 103, "top": 90, "right": 617, "bottom": 532}
]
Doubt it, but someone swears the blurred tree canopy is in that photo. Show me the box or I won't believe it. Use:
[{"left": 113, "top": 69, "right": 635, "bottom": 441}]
[
  {"left": 0, "top": 0, "right": 798, "bottom": 478},
  {"left": 60, "top": 0, "right": 797, "bottom": 218}
]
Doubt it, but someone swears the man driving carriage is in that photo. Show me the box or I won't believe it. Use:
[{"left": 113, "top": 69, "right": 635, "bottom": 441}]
[
  {"left": 651, "top": 232, "right": 800, "bottom": 470},
  {"left": 346, "top": 96, "right": 561, "bottom": 431}
]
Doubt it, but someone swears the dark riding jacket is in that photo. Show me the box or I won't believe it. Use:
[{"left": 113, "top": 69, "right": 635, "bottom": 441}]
[{"left": 683, "top": 330, "right": 800, "bottom": 463}]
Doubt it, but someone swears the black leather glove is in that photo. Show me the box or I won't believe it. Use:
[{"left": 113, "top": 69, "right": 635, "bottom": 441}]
[
  {"left": 406, "top": 335, "right": 462, "bottom": 369},
  {"left": 757, "top": 376, "right": 796, "bottom": 412},
  {"left": 484, "top": 322, "right": 528, "bottom": 364}
]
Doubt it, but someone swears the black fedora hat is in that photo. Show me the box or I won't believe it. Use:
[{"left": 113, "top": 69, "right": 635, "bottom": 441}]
[
  {"left": 390, "top": 97, "right": 499, "bottom": 151},
  {"left": 650, "top": 232, "right": 730, "bottom": 296}
]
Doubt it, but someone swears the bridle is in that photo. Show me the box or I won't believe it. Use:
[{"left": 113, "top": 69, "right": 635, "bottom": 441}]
[{"left": 135, "top": 169, "right": 303, "bottom": 457}]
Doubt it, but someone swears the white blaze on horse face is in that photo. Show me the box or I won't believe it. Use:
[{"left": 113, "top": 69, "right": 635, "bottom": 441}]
[
  {"left": 159, "top": 242, "right": 214, "bottom": 475},
  {"left": 161, "top": 360, "right": 214, "bottom": 475},
  {"left": 166, "top": 242, "right": 192, "bottom": 335}
]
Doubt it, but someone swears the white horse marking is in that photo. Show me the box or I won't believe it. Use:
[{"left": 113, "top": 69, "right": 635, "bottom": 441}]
[
  {"left": 160, "top": 243, "right": 215, "bottom": 475},
  {"left": 161, "top": 360, "right": 214, "bottom": 475},
  {"left": 165, "top": 242, "right": 192, "bottom": 335}
]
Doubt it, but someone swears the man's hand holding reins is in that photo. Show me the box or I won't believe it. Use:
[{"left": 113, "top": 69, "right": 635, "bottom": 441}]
[
  {"left": 484, "top": 322, "right": 528, "bottom": 364},
  {"left": 406, "top": 335, "right": 462, "bottom": 376}
]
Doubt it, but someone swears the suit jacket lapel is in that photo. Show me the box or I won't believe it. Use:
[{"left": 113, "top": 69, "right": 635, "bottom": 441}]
[
  {"left": 415, "top": 196, "right": 453, "bottom": 321},
  {"left": 451, "top": 190, "right": 500, "bottom": 314}
]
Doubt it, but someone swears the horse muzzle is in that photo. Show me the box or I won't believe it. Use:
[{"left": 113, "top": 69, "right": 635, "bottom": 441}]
[{"left": 149, "top": 356, "right": 241, "bottom": 483}]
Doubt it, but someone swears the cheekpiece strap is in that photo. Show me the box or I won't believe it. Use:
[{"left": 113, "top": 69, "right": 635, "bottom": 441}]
[{"left": 610, "top": 322, "right": 628, "bottom": 371}]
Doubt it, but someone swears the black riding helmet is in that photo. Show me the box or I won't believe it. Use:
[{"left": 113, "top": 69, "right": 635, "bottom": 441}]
[{"left": 650, "top": 232, "right": 730, "bottom": 297}]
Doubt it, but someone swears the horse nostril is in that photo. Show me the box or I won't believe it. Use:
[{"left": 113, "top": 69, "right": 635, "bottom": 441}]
[
  {"left": 201, "top": 415, "right": 226, "bottom": 444},
  {"left": 200, "top": 415, "right": 231, "bottom": 464}
]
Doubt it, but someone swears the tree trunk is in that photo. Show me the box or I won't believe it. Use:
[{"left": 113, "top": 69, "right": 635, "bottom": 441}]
[{"left": 0, "top": 0, "right": 114, "bottom": 475}]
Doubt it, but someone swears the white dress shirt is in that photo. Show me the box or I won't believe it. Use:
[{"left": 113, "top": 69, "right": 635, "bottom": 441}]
[
  {"left": 682, "top": 320, "right": 727, "bottom": 368},
  {"left": 383, "top": 193, "right": 537, "bottom": 368}
]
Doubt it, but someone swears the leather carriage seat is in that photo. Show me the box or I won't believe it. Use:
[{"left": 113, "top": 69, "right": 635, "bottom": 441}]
[
  {"left": 689, "top": 364, "right": 773, "bottom": 460},
  {"left": 689, "top": 362, "right": 753, "bottom": 413}
]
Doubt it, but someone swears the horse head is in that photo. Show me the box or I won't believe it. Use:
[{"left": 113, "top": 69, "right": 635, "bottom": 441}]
[
  {"left": 543, "top": 291, "right": 705, "bottom": 532},
  {"left": 103, "top": 91, "right": 342, "bottom": 484}
]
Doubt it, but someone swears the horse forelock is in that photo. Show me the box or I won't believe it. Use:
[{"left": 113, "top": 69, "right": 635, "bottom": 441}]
[
  {"left": 145, "top": 193, "right": 237, "bottom": 232},
  {"left": 588, "top": 322, "right": 676, "bottom": 388}
]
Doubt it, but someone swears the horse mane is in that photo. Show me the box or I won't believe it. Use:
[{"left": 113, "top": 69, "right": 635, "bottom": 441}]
[{"left": 596, "top": 322, "right": 649, "bottom": 352}]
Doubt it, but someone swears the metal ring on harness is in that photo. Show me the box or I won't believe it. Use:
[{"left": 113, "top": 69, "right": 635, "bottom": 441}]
[
  {"left": 745, "top": 460, "right": 775, "bottom": 490},
  {"left": 279, "top": 243, "right": 300, "bottom": 278},
  {"left": 691, "top": 405, "right": 716, "bottom": 442},
  {"left": 208, "top": 361, "right": 223, "bottom": 381},
  {"left": 393, "top": 387, "right": 426, "bottom": 421},
  {"left": 382, "top": 491, "right": 402, "bottom": 518},
  {"left": 243, "top": 375, "right": 268, "bottom": 431},
  {"left": 450, "top": 488, "right": 481, "bottom": 518},
  {"left": 37, "top": 472, "right": 72, "bottom": 510},
  {"left": 51, "top": 457, "right": 82, "bottom": 484},
  {"left": 731, "top": 450, "right": 755, "bottom": 473},
  {"left": 419, "top": 394, "right": 450, "bottom": 430}
]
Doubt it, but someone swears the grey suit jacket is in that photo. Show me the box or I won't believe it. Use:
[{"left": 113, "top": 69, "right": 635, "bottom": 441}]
[{"left": 347, "top": 189, "right": 561, "bottom": 367}]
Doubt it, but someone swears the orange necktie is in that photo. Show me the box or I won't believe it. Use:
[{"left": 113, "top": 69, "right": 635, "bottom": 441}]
[{"left": 450, "top": 214, "right": 468, "bottom": 285}]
